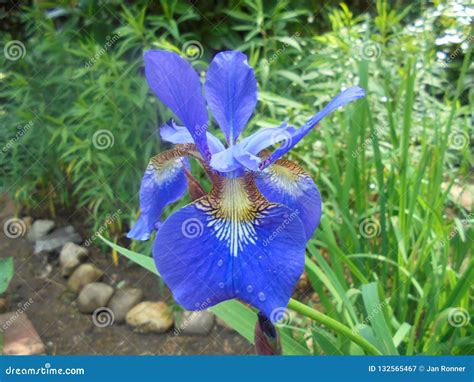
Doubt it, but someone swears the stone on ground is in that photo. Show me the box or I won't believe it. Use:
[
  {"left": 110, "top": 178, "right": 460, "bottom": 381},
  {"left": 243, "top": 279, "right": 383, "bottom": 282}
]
[
  {"left": 176, "top": 310, "right": 215, "bottom": 335},
  {"left": 59, "top": 242, "right": 88, "bottom": 277},
  {"left": 126, "top": 301, "right": 174, "bottom": 333},
  {"left": 26, "top": 219, "right": 55, "bottom": 242},
  {"left": 77, "top": 282, "right": 114, "bottom": 313},
  {"left": 0, "top": 312, "right": 45, "bottom": 355},
  {"left": 108, "top": 287, "right": 143, "bottom": 323},
  {"left": 34, "top": 225, "right": 81, "bottom": 254},
  {"left": 67, "top": 263, "right": 103, "bottom": 293}
]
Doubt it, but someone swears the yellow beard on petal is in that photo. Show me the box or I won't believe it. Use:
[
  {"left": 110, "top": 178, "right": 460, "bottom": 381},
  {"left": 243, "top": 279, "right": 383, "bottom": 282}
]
[
  {"left": 265, "top": 159, "right": 307, "bottom": 196},
  {"left": 196, "top": 174, "right": 273, "bottom": 257}
]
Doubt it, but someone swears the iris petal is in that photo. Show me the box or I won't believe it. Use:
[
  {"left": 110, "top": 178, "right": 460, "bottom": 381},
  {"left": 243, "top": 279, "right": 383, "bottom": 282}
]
[
  {"left": 127, "top": 144, "right": 202, "bottom": 241},
  {"left": 255, "top": 159, "right": 322, "bottom": 240},
  {"left": 263, "top": 86, "right": 365, "bottom": 167},
  {"left": 160, "top": 119, "right": 226, "bottom": 154},
  {"left": 144, "top": 50, "right": 210, "bottom": 159},
  {"left": 152, "top": 174, "right": 306, "bottom": 319},
  {"left": 205, "top": 51, "right": 258, "bottom": 145}
]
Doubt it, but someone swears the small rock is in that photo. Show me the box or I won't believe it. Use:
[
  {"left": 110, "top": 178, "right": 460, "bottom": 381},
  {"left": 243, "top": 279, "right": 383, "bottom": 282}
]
[
  {"left": 77, "top": 282, "right": 114, "bottom": 313},
  {"left": 34, "top": 225, "right": 81, "bottom": 254},
  {"left": 108, "top": 288, "right": 143, "bottom": 323},
  {"left": 175, "top": 310, "right": 214, "bottom": 335},
  {"left": 59, "top": 242, "right": 89, "bottom": 277},
  {"left": 67, "top": 263, "right": 103, "bottom": 293},
  {"left": 26, "top": 219, "right": 55, "bottom": 242},
  {"left": 0, "top": 312, "right": 45, "bottom": 355},
  {"left": 126, "top": 301, "right": 174, "bottom": 333}
]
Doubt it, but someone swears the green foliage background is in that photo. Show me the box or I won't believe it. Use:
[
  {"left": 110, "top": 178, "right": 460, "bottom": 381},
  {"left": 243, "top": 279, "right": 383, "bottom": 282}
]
[{"left": 1, "top": 0, "right": 472, "bottom": 355}]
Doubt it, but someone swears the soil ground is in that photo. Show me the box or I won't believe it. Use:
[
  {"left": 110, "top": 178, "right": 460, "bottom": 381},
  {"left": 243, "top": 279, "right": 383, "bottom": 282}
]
[{"left": 0, "top": 197, "right": 253, "bottom": 355}]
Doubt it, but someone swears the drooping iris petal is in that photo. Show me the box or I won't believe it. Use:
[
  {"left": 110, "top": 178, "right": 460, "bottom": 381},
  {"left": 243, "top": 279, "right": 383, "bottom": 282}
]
[
  {"left": 262, "top": 86, "right": 365, "bottom": 167},
  {"left": 160, "top": 119, "right": 225, "bottom": 154},
  {"left": 255, "top": 159, "right": 322, "bottom": 240},
  {"left": 152, "top": 174, "right": 306, "bottom": 319},
  {"left": 144, "top": 50, "right": 210, "bottom": 159},
  {"left": 127, "top": 144, "right": 204, "bottom": 241},
  {"left": 204, "top": 51, "right": 257, "bottom": 145}
]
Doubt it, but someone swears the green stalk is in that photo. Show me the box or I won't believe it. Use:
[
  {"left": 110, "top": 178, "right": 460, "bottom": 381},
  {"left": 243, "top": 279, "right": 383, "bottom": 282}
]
[{"left": 287, "top": 299, "right": 382, "bottom": 355}]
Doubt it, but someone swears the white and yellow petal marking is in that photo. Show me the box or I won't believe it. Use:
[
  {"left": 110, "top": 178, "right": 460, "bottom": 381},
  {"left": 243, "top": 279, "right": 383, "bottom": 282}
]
[
  {"left": 261, "top": 159, "right": 312, "bottom": 197},
  {"left": 255, "top": 158, "right": 322, "bottom": 240},
  {"left": 196, "top": 174, "right": 274, "bottom": 257}
]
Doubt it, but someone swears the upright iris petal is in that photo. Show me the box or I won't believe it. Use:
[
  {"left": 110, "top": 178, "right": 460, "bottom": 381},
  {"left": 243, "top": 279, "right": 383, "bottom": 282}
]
[
  {"left": 144, "top": 50, "right": 210, "bottom": 159},
  {"left": 205, "top": 51, "right": 258, "bottom": 145}
]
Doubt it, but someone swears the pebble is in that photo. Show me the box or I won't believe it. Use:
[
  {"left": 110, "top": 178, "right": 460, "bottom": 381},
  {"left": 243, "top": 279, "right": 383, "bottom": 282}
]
[
  {"left": 59, "top": 242, "right": 89, "bottom": 277},
  {"left": 26, "top": 219, "right": 55, "bottom": 242},
  {"left": 107, "top": 288, "right": 143, "bottom": 323},
  {"left": 34, "top": 225, "right": 81, "bottom": 254},
  {"left": 67, "top": 263, "right": 103, "bottom": 293},
  {"left": 175, "top": 311, "right": 214, "bottom": 335},
  {"left": 126, "top": 301, "right": 174, "bottom": 333},
  {"left": 77, "top": 282, "right": 114, "bottom": 313}
]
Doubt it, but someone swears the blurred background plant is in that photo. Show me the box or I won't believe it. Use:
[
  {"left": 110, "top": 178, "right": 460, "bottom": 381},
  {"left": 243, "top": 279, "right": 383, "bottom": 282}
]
[{"left": 0, "top": 0, "right": 472, "bottom": 355}]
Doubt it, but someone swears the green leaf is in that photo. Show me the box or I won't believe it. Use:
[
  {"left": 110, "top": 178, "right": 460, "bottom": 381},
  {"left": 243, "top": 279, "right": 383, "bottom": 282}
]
[
  {"left": 0, "top": 257, "right": 14, "bottom": 295},
  {"left": 361, "top": 282, "right": 398, "bottom": 355}
]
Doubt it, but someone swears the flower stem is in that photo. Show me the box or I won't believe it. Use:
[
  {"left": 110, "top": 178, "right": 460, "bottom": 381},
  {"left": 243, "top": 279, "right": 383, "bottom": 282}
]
[{"left": 287, "top": 299, "right": 382, "bottom": 355}]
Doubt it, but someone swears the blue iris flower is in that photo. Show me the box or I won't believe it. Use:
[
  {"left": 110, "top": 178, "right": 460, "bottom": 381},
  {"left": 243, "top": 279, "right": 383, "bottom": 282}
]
[{"left": 128, "top": 50, "right": 365, "bottom": 321}]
